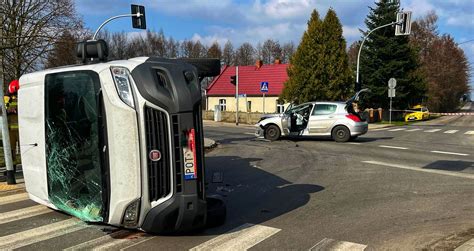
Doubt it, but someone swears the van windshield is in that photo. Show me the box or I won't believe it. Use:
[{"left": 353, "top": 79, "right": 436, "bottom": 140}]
[{"left": 45, "top": 71, "right": 106, "bottom": 222}]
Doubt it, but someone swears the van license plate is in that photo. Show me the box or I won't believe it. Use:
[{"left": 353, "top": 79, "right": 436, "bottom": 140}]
[{"left": 183, "top": 147, "right": 196, "bottom": 180}]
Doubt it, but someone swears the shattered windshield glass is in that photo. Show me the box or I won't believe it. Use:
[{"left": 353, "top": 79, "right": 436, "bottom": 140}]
[{"left": 45, "top": 71, "right": 106, "bottom": 222}]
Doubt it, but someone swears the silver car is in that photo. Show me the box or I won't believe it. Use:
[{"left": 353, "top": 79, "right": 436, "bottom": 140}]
[{"left": 255, "top": 89, "right": 369, "bottom": 142}]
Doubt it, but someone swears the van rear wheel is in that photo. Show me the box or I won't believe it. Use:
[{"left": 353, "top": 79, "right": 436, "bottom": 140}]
[
  {"left": 332, "top": 126, "right": 350, "bottom": 142},
  {"left": 264, "top": 125, "right": 281, "bottom": 141}
]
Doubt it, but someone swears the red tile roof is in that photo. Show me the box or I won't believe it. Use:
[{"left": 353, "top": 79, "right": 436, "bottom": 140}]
[{"left": 207, "top": 64, "right": 289, "bottom": 96}]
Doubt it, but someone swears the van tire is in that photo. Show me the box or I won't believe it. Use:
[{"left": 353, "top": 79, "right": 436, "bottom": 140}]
[
  {"left": 332, "top": 126, "right": 350, "bottom": 142},
  {"left": 264, "top": 125, "right": 281, "bottom": 141},
  {"left": 206, "top": 196, "right": 226, "bottom": 228}
]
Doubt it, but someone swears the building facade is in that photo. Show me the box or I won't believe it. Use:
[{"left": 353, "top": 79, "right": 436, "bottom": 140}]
[{"left": 206, "top": 61, "right": 289, "bottom": 114}]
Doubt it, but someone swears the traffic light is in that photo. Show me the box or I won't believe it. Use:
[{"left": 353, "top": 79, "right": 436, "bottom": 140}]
[
  {"left": 131, "top": 4, "right": 146, "bottom": 29},
  {"left": 230, "top": 75, "right": 236, "bottom": 85},
  {"left": 395, "top": 11, "right": 412, "bottom": 36}
]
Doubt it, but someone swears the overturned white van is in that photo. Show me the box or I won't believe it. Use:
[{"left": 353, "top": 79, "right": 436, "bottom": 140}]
[{"left": 18, "top": 41, "right": 223, "bottom": 233}]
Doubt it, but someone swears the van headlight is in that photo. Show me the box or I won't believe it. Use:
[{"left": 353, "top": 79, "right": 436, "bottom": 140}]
[{"left": 111, "top": 66, "right": 135, "bottom": 108}]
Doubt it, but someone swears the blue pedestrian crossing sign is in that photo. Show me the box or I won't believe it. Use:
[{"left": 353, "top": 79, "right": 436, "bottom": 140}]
[{"left": 260, "top": 82, "right": 269, "bottom": 93}]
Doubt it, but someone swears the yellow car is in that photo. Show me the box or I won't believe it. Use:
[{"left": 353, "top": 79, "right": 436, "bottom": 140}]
[{"left": 405, "top": 105, "right": 430, "bottom": 122}]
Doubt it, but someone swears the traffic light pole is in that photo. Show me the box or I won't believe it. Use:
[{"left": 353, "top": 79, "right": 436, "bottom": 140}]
[{"left": 356, "top": 21, "right": 400, "bottom": 92}]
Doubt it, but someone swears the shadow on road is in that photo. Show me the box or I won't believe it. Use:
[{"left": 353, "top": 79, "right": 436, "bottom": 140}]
[
  {"left": 423, "top": 160, "right": 474, "bottom": 172},
  {"left": 203, "top": 155, "right": 324, "bottom": 235}
]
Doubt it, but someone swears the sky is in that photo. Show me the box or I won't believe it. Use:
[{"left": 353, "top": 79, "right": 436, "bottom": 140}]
[{"left": 76, "top": 0, "right": 474, "bottom": 95}]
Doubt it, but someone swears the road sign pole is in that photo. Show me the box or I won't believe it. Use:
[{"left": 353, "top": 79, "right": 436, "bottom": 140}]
[
  {"left": 263, "top": 93, "right": 265, "bottom": 114},
  {"left": 389, "top": 97, "right": 392, "bottom": 124},
  {"left": 235, "top": 66, "right": 239, "bottom": 126}
]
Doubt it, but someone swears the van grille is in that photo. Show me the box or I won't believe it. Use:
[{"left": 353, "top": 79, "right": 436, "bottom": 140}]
[{"left": 145, "top": 107, "right": 171, "bottom": 201}]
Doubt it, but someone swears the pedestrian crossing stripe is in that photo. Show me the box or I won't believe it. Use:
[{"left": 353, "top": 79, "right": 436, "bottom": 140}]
[
  {"left": 465, "top": 131, "right": 474, "bottom": 135},
  {"left": 444, "top": 130, "right": 458, "bottom": 134},
  {"left": 0, "top": 192, "right": 29, "bottom": 205},
  {"left": 0, "top": 205, "right": 51, "bottom": 224},
  {"left": 310, "top": 238, "right": 367, "bottom": 251},
  {"left": 190, "top": 223, "right": 281, "bottom": 251},
  {"left": 0, "top": 219, "right": 86, "bottom": 250},
  {"left": 388, "top": 128, "right": 406, "bottom": 131},
  {"left": 406, "top": 128, "right": 421, "bottom": 132},
  {"left": 424, "top": 129, "right": 441, "bottom": 132}
]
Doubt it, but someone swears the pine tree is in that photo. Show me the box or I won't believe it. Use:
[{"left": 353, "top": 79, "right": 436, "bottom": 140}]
[
  {"left": 281, "top": 9, "right": 352, "bottom": 103},
  {"left": 359, "top": 0, "right": 425, "bottom": 109}
]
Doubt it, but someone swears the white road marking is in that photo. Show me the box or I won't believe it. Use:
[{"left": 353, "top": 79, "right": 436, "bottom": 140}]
[
  {"left": 0, "top": 192, "right": 29, "bottom": 205},
  {"left": 443, "top": 130, "right": 459, "bottom": 134},
  {"left": 431, "top": 150, "right": 469, "bottom": 156},
  {"left": 244, "top": 132, "right": 256, "bottom": 135},
  {"left": 406, "top": 128, "right": 421, "bottom": 132},
  {"left": 455, "top": 237, "right": 474, "bottom": 251},
  {"left": 189, "top": 223, "right": 281, "bottom": 251},
  {"left": 388, "top": 128, "right": 406, "bottom": 132},
  {"left": 0, "top": 205, "right": 51, "bottom": 224},
  {"left": 424, "top": 129, "right": 441, "bottom": 133},
  {"left": 371, "top": 128, "right": 389, "bottom": 131},
  {"left": 309, "top": 238, "right": 367, "bottom": 251},
  {"left": 379, "top": 145, "right": 409, "bottom": 150},
  {"left": 465, "top": 131, "right": 474, "bottom": 135},
  {"left": 0, "top": 218, "right": 86, "bottom": 250},
  {"left": 363, "top": 160, "right": 474, "bottom": 180},
  {"left": 346, "top": 142, "right": 362, "bottom": 145},
  {"left": 64, "top": 230, "right": 151, "bottom": 251}
]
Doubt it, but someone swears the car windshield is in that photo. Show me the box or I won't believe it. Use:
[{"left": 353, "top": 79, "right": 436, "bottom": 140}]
[{"left": 45, "top": 71, "right": 106, "bottom": 222}]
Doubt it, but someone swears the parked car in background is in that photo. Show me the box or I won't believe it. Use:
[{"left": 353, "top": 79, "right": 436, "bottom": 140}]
[
  {"left": 255, "top": 89, "right": 369, "bottom": 142},
  {"left": 404, "top": 105, "right": 430, "bottom": 122}
]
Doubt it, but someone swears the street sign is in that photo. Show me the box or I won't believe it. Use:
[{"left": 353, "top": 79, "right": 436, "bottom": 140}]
[
  {"left": 260, "top": 82, "right": 269, "bottom": 93},
  {"left": 238, "top": 94, "right": 246, "bottom": 97},
  {"left": 388, "top": 78, "right": 397, "bottom": 89},
  {"left": 388, "top": 88, "right": 396, "bottom": 98}
]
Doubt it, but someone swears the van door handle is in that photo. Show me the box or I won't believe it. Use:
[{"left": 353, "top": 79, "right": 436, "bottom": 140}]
[{"left": 328, "top": 116, "right": 334, "bottom": 118}]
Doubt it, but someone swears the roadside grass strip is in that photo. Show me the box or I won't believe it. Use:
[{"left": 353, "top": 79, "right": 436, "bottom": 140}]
[
  {"left": 0, "top": 205, "right": 51, "bottom": 224},
  {"left": 443, "top": 130, "right": 459, "bottom": 134},
  {"left": 431, "top": 150, "right": 469, "bottom": 156},
  {"left": 64, "top": 229, "right": 151, "bottom": 251},
  {"left": 0, "top": 192, "right": 29, "bottom": 205},
  {"left": 309, "top": 238, "right": 367, "bottom": 251},
  {"left": 189, "top": 223, "right": 281, "bottom": 251},
  {"left": 0, "top": 218, "right": 87, "bottom": 250},
  {"left": 465, "top": 131, "right": 474, "bottom": 135},
  {"left": 424, "top": 129, "right": 441, "bottom": 133},
  {"left": 363, "top": 161, "right": 474, "bottom": 180}
]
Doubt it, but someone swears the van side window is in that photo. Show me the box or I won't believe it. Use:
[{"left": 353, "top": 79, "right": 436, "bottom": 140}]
[{"left": 312, "top": 104, "right": 337, "bottom": 115}]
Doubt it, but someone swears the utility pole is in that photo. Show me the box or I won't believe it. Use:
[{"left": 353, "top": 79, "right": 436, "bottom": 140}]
[
  {"left": 235, "top": 66, "right": 239, "bottom": 125},
  {"left": 0, "top": 8, "right": 16, "bottom": 184}
]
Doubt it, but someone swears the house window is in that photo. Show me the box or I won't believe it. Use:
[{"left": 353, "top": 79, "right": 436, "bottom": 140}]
[
  {"left": 247, "top": 101, "right": 252, "bottom": 112},
  {"left": 219, "top": 99, "right": 226, "bottom": 111},
  {"left": 276, "top": 99, "right": 285, "bottom": 113}
]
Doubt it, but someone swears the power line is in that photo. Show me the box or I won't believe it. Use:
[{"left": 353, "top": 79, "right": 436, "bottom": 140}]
[{"left": 458, "top": 39, "right": 474, "bottom": 45}]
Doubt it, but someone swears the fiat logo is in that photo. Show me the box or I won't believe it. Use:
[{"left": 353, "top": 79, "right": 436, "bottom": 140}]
[{"left": 149, "top": 150, "right": 161, "bottom": 162}]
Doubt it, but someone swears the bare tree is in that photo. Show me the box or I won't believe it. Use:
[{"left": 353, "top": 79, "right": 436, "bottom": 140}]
[
  {"left": 281, "top": 41, "right": 295, "bottom": 63},
  {"left": 207, "top": 41, "right": 222, "bottom": 59},
  {"left": 235, "top": 42, "right": 255, "bottom": 66},
  {"left": 222, "top": 40, "right": 234, "bottom": 65},
  {"left": 45, "top": 30, "right": 78, "bottom": 68},
  {"left": 0, "top": 0, "right": 80, "bottom": 84},
  {"left": 166, "top": 37, "right": 179, "bottom": 58},
  {"left": 261, "top": 39, "right": 281, "bottom": 64}
]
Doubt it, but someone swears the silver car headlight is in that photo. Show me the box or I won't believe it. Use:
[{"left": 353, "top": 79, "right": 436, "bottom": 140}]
[{"left": 111, "top": 66, "right": 134, "bottom": 108}]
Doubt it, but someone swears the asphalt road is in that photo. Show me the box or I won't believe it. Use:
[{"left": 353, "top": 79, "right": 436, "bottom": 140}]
[{"left": 0, "top": 103, "right": 473, "bottom": 250}]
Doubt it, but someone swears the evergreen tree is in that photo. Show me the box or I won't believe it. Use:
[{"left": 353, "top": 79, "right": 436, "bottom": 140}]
[
  {"left": 281, "top": 9, "right": 352, "bottom": 103},
  {"left": 321, "top": 9, "right": 353, "bottom": 100},
  {"left": 359, "top": 0, "right": 425, "bottom": 109}
]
